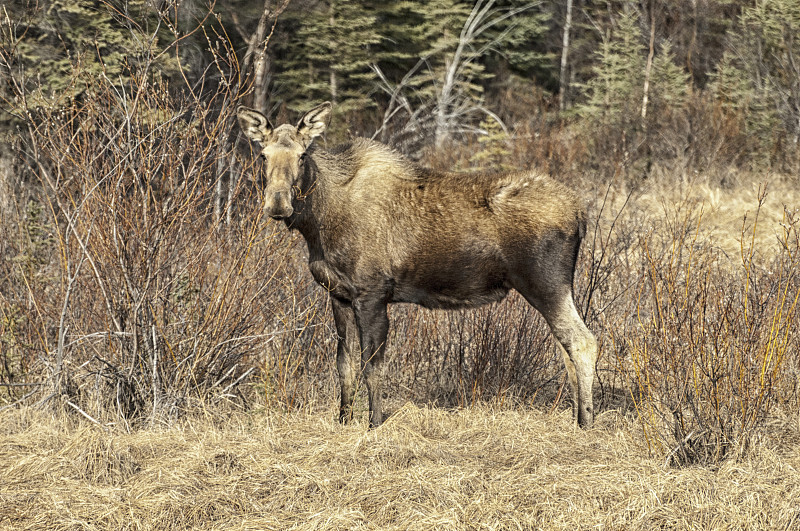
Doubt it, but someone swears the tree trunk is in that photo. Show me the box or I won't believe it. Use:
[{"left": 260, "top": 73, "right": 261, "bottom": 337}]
[
  {"left": 329, "top": 5, "right": 338, "bottom": 105},
  {"left": 558, "top": 0, "right": 574, "bottom": 111},
  {"left": 0, "top": 142, "right": 14, "bottom": 222},
  {"left": 641, "top": 2, "right": 656, "bottom": 177},
  {"left": 687, "top": 0, "right": 697, "bottom": 81},
  {"left": 434, "top": 56, "right": 454, "bottom": 147},
  {"left": 217, "top": 0, "right": 276, "bottom": 224},
  {"left": 641, "top": 2, "right": 656, "bottom": 125},
  {"left": 252, "top": 0, "right": 274, "bottom": 114},
  {"left": 436, "top": 36, "right": 465, "bottom": 147}
]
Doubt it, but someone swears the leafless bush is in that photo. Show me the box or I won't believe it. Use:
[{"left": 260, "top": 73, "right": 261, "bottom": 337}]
[
  {"left": 0, "top": 3, "right": 332, "bottom": 422},
  {"left": 17, "top": 78, "right": 312, "bottom": 419},
  {"left": 620, "top": 188, "right": 800, "bottom": 465},
  {"left": 387, "top": 294, "right": 560, "bottom": 410}
]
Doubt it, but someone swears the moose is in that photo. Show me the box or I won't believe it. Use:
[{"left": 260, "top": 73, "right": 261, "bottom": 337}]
[{"left": 237, "top": 102, "right": 598, "bottom": 428}]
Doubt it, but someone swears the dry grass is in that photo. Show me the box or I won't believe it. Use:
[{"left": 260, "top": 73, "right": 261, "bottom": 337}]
[
  {"left": 2, "top": 403, "right": 800, "bottom": 530},
  {"left": 610, "top": 172, "right": 800, "bottom": 259}
]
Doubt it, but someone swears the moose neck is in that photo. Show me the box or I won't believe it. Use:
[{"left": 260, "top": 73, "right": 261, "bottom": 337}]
[
  {"left": 282, "top": 145, "right": 328, "bottom": 253},
  {"left": 281, "top": 142, "right": 357, "bottom": 269}
]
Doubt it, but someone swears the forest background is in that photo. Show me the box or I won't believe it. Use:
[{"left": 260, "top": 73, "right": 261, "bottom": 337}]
[{"left": 1, "top": 0, "right": 800, "bottom": 472}]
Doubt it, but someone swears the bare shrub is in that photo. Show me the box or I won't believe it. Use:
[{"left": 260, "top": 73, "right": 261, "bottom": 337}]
[
  {"left": 621, "top": 188, "right": 800, "bottom": 465},
  {"left": 682, "top": 92, "right": 751, "bottom": 176},
  {"left": 0, "top": 19, "right": 334, "bottom": 423},
  {"left": 388, "top": 294, "right": 560, "bottom": 410}
]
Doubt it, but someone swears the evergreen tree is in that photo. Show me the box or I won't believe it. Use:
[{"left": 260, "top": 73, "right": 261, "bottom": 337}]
[
  {"left": 469, "top": 117, "right": 513, "bottom": 171},
  {"left": 402, "top": 0, "right": 542, "bottom": 145},
  {"left": 267, "top": 0, "right": 546, "bottom": 146},
  {"left": 711, "top": 53, "right": 754, "bottom": 111},
  {"left": 365, "top": 0, "right": 423, "bottom": 75},
  {"left": 710, "top": 0, "right": 800, "bottom": 166},
  {"left": 710, "top": 51, "right": 779, "bottom": 164},
  {"left": 271, "top": 0, "right": 382, "bottom": 123},
  {"left": 5, "top": 0, "right": 178, "bottom": 113},
  {"left": 488, "top": 0, "right": 551, "bottom": 81},
  {"left": 578, "top": 9, "right": 645, "bottom": 122},
  {"left": 651, "top": 41, "right": 690, "bottom": 108}
]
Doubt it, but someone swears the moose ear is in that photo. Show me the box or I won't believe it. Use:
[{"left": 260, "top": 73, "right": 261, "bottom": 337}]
[
  {"left": 297, "top": 102, "right": 331, "bottom": 141},
  {"left": 237, "top": 106, "right": 273, "bottom": 144}
]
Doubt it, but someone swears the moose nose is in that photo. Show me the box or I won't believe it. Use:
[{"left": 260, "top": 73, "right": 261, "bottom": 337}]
[{"left": 265, "top": 191, "right": 293, "bottom": 220}]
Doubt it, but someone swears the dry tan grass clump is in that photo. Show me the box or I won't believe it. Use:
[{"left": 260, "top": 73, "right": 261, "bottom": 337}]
[
  {"left": 613, "top": 172, "right": 800, "bottom": 260},
  {"left": 2, "top": 403, "right": 799, "bottom": 530}
]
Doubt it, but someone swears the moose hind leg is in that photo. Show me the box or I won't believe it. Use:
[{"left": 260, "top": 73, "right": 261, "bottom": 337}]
[
  {"left": 556, "top": 342, "right": 579, "bottom": 420},
  {"left": 547, "top": 294, "right": 598, "bottom": 428},
  {"left": 352, "top": 297, "right": 389, "bottom": 428},
  {"left": 517, "top": 284, "right": 598, "bottom": 428},
  {"left": 331, "top": 297, "right": 360, "bottom": 423}
]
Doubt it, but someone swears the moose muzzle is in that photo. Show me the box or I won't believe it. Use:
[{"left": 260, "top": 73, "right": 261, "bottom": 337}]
[{"left": 265, "top": 189, "right": 293, "bottom": 220}]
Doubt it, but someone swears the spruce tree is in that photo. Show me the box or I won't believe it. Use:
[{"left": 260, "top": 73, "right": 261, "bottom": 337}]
[
  {"left": 711, "top": 53, "right": 754, "bottom": 111},
  {"left": 6, "top": 0, "right": 178, "bottom": 113},
  {"left": 401, "top": 0, "right": 542, "bottom": 145},
  {"left": 469, "top": 117, "right": 513, "bottom": 172},
  {"left": 651, "top": 41, "right": 690, "bottom": 108},
  {"left": 578, "top": 9, "right": 645, "bottom": 123},
  {"left": 401, "top": 0, "right": 481, "bottom": 107},
  {"left": 711, "top": 0, "right": 800, "bottom": 166},
  {"left": 272, "top": 0, "right": 381, "bottom": 126},
  {"left": 487, "top": 0, "right": 551, "bottom": 80}
]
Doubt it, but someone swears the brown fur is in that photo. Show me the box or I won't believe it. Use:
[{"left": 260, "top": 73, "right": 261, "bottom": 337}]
[{"left": 237, "top": 103, "right": 598, "bottom": 429}]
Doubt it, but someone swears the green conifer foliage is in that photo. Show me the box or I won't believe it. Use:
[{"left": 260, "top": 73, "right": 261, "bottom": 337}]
[
  {"left": 469, "top": 117, "right": 512, "bottom": 172},
  {"left": 406, "top": 0, "right": 542, "bottom": 144},
  {"left": 273, "top": 0, "right": 381, "bottom": 119},
  {"left": 578, "top": 10, "right": 645, "bottom": 122},
  {"left": 486, "top": 0, "right": 551, "bottom": 78},
  {"left": 267, "top": 0, "right": 546, "bottom": 145},
  {"left": 711, "top": 0, "right": 799, "bottom": 165},
  {"left": 711, "top": 53, "right": 754, "bottom": 111},
  {"left": 651, "top": 41, "right": 690, "bottom": 108},
  {"left": 6, "top": 0, "right": 178, "bottom": 113}
]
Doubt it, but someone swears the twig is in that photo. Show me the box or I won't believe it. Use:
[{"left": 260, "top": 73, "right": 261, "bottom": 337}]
[
  {"left": 34, "top": 392, "right": 57, "bottom": 408},
  {"left": 663, "top": 429, "right": 698, "bottom": 467},
  {"left": 0, "top": 389, "right": 40, "bottom": 412},
  {"left": 213, "top": 364, "right": 238, "bottom": 388},
  {"left": 221, "top": 367, "right": 255, "bottom": 396},
  {"left": 67, "top": 400, "right": 109, "bottom": 432},
  {"left": 548, "top": 372, "right": 568, "bottom": 415}
]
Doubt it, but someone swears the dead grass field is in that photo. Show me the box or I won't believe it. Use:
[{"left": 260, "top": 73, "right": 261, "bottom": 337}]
[
  {"left": 643, "top": 175, "right": 800, "bottom": 258},
  {"left": 2, "top": 402, "right": 800, "bottom": 531},
  {"left": 600, "top": 173, "right": 800, "bottom": 258}
]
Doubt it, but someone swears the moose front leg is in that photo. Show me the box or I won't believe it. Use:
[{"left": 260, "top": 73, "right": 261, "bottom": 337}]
[
  {"left": 352, "top": 296, "right": 389, "bottom": 428},
  {"left": 331, "top": 297, "right": 360, "bottom": 423}
]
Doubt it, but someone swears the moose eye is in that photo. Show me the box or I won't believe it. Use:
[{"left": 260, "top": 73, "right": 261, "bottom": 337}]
[{"left": 299, "top": 153, "right": 307, "bottom": 166}]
